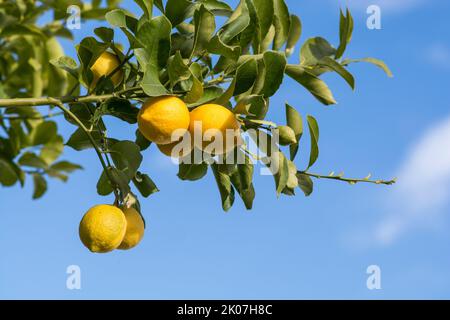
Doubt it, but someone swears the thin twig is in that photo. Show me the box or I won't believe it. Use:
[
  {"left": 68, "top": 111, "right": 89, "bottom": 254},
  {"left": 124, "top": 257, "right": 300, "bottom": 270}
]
[{"left": 298, "top": 171, "right": 397, "bottom": 186}]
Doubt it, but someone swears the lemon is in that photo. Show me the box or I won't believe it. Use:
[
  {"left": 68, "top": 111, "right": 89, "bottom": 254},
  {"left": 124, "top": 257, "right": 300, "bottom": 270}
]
[
  {"left": 79, "top": 204, "right": 127, "bottom": 253},
  {"left": 138, "top": 96, "right": 190, "bottom": 145},
  {"left": 157, "top": 136, "right": 193, "bottom": 158},
  {"left": 118, "top": 207, "right": 145, "bottom": 250},
  {"left": 189, "top": 104, "right": 242, "bottom": 155},
  {"left": 90, "top": 52, "right": 124, "bottom": 88}
]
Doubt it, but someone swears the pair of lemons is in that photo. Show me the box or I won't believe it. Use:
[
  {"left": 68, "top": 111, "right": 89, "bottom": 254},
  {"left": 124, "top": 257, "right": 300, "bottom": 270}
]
[
  {"left": 138, "top": 96, "right": 241, "bottom": 158},
  {"left": 79, "top": 205, "right": 145, "bottom": 253}
]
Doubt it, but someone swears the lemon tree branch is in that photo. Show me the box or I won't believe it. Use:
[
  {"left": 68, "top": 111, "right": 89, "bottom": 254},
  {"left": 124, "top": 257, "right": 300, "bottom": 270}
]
[{"left": 298, "top": 171, "right": 397, "bottom": 186}]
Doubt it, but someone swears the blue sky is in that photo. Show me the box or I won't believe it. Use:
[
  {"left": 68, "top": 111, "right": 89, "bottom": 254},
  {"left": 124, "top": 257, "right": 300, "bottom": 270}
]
[{"left": 1, "top": 0, "right": 450, "bottom": 299}]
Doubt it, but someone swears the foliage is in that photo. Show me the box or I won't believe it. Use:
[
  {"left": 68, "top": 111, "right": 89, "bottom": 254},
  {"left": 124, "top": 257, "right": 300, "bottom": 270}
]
[{"left": 0, "top": 0, "right": 395, "bottom": 212}]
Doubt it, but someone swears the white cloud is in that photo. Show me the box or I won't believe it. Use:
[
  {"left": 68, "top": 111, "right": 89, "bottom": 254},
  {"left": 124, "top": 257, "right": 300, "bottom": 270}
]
[
  {"left": 335, "top": 0, "right": 428, "bottom": 13},
  {"left": 372, "top": 114, "right": 450, "bottom": 245},
  {"left": 426, "top": 43, "right": 450, "bottom": 70}
]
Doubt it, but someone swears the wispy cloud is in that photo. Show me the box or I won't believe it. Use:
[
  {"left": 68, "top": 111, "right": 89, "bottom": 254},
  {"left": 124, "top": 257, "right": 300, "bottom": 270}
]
[
  {"left": 335, "top": 0, "right": 428, "bottom": 13},
  {"left": 425, "top": 43, "right": 450, "bottom": 70},
  {"left": 372, "top": 114, "right": 450, "bottom": 245}
]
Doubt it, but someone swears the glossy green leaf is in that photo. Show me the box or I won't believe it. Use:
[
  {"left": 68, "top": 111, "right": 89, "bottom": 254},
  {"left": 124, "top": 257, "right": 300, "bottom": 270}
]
[
  {"left": 18, "top": 152, "right": 47, "bottom": 169},
  {"left": 110, "top": 141, "right": 143, "bottom": 180},
  {"left": 335, "top": 8, "right": 354, "bottom": 59},
  {"left": 191, "top": 5, "right": 215, "bottom": 59},
  {"left": 342, "top": 58, "right": 393, "bottom": 78},
  {"left": 273, "top": 0, "right": 290, "bottom": 50},
  {"left": 285, "top": 64, "right": 336, "bottom": 105},
  {"left": 306, "top": 115, "right": 319, "bottom": 170},
  {"left": 300, "top": 37, "right": 336, "bottom": 66},
  {"left": 32, "top": 174, "right": 47, "bottom": 199},
  {"left": 285, "top": 103, "right": 303, "bottom": 160},
  {"left": 133, "top": 172, "right": 159, "bottom": 197},
  {"left": 178, "top": 162, "right": 208, "bottom": 181},
  {"left": 319, "top": 56, "right": 355, "bottom": 90},
  {"left": 50, "top": 161, "right": 83, "bottom": 173},
  {"left": 211, "top": 163, "right": 235, "bottom": 211},
  {"left": 286, "top": 14, "right": 301, "bottom": 57},
  {"left": 261, "top": 51, "right": 287, "bottom": 97},
  {"left": 165, "top": 0, "right": 192, "bottom": 27}
]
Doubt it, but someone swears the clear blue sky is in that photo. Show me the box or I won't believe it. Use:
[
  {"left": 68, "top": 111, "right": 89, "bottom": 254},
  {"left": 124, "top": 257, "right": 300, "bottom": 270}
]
[{"left": 2, "top": 0, "right": 450, "bottom": 299}]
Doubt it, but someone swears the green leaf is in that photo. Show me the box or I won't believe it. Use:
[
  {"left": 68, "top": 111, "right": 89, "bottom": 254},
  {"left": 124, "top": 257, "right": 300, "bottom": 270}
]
[
  {"left": 273, "top": 0, "right": 291, "bottom": 50},
  {"left": 342, "top": 58, "right": 393, "bottom": 78},
  {"left": 286, "top": 14, "right": 302, "bottom": 57},
  {"left": 18, "top": 152, "right": 48, "bottom": 169},
  {"left": 134, "top": 0, "right": 153, "bottom": 20},
  {"left": 50, "top": 56, "right": 78, "bottom": 79},
  {"left": 191, "top": 5, "right": 215, "bottom": 59},
  {"left": 211, "top": 163, "right": 235, "bottom": 211},
  {"left": 207, "top": 34, "right": 241, "bottom": 60},
  {"left": 285, "top": 64, "right": 336, "bottom": 105},
  {"left": 40, "top": 135, "right": 64, "bottom": 165},
  {"left": 110, "top": 141, "right": 143, "bottom": 180},
  {"left": 64, "top": 103, "right": 96, "bottom": 127},
  {"left": 165, "top": 0, "right": 192, "bottom": 27},
  {"left": 285, "top": 103, "right": 303, "bottom": 160},
  {"left": 220, "top": 0, "right": 251, "bottom": 44},
  {"left": 235, "top": 94, "right": 268, "bottom": 120},
  {"left": 49, "top": 161, "right": 83, "bottom": 173},
  {"left": 94, "top": 27, "right": 114, "bottom": 43},
  {"left": 300, "top": 37, "right": 336, "bottom": 66},
  {"left": 319, "top": 56, "right": 355, "bottom": 90},
  {"left": 133, "top": 172, "right": 159, "bottom": 197},
  {"left": 260, "top": 51, "right": 287, "bottom": 97},
  {"left": 30, "top": 121, "right": 57, "bottom": 146},
  {"left": 178, "top": 162, "right": 208, "bottom": 181},
  {"left": 105, "top": 9, "right": 138, "bottom": 31},
  {"left": 230, "top": 158, "right": 255, "bottom": 210},
  {"left": 95, "top": 97, "right": 139, "bottom": 124},
  {"left": 140, "top": 64, "right": 169, "bottom": 96},
  {"left": 271, "top": 150, "right": 290, "bottom": 196},
  {"left": 136, "top": 16, "right": 172, "bottom": 96},
  {"left": 0, "top": 157, "right": 21, "bottom": 187},
  {"left": 306, "top": 115, "right": 319, "bottom": 170},
  {"left": 167, "top": 51, "right": 191, "bottom": 88},
  {"left": 296, "top": 173, "right": 313, "bottom": 196},
  {"left": 97, "top": 167, "right": 130, "bottom": 196},
  {"left": 135, "top": 130, "right": 152, "bottom": 151},
  {"left": 32, "top": 174, "right": 47, "bottom": 200},
  {"left": 234, "top": 58, "right": 258, "bottom": 96},
  {"left": 253, "top": 0, "right": 274, "bottom": 51},
  {"left": 66, "top": 128, "right": 104, "bottom": 151},
  {"left": 335, "top": 8, "right": 354, "bottom": 59},
  {"left": 188, "top": 86, "right": 224, "bottom": 107},
  {"left": 185, "top": 70, "right": 204, "bottom": 104}
]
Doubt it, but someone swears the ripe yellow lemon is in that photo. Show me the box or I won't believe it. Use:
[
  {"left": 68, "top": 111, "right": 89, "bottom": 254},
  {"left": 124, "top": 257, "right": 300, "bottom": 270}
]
[
  {"left": 118, "top": 207, "right": 145, "bottom": 250},
  {"left": 79, "top": 204, "right": 127, "bottom": 253},
  {"left": 157, "top": 136, "right": 193, "bottom": 158},
  {"left": 90, "top": 52, "right": 124, "bottom": 88},
  {"left": 189, "top": 104, "right": 242, "bottom": 155},
  {"left": 138, "top": 96, "right": 190, "bottom": 145}
]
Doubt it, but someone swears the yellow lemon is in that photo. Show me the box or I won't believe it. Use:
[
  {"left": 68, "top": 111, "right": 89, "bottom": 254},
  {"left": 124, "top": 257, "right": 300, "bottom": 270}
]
[
  {"left": 118, "top": 207, "right": 145, "bottom": 250},
  {"left": 189, "top": 104, "right": 242, "bottom": 155},
  {"left": 90, "top": 52, "right": 124, "bottom": 88},
  {"left": 79, "top": 204, "right": 127, "bottom": 253},
  {"left": 138, "top": 96, "right": 190, "bottom": 145},
  {"left": 157, "top": 136, "right": 193, "bottom": 158}
]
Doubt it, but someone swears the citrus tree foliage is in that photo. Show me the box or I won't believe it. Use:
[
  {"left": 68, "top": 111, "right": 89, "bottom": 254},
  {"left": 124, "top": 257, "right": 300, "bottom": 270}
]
[{"left": 0, "top": 0, "right": 395, "bottom": 211}]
